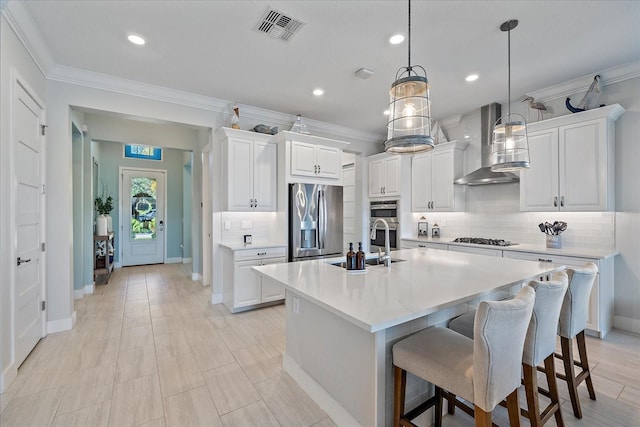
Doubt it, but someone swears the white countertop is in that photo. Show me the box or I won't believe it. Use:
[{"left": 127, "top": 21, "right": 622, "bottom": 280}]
[
  {"left": 401, "top": 237, "right": 617, "bottom": 260},
  {"left": 219, "top": 242, "right": 286, "bottom": 251},
  {"left": 253, "top": 248, "right": 563, "bottom": 333}
]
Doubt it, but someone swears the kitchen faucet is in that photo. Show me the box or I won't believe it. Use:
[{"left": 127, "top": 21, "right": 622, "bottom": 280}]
[{"left": 370, "top": 218, "right": 391, "bottom": 267}]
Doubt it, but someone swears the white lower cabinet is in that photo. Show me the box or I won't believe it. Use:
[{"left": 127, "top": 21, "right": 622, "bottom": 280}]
[
  {"left": 502, "top": 251, "right": 613, "bottom": 338},
  {"left": 222, "top": 246, "right": 286, "bottom": 313}
]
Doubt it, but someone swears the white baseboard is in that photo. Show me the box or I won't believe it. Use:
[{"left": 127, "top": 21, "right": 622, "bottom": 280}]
[
  {"left": 211, "top": 293, "right": 223, "bottom": 304},
  {"left": 0, "top": 364, "right": 18, "bottom": 393},
  {"left": 192, "top": 272, "right": 202, "bottom": 282},
  {"left": 182, "top": 257, "right": 192, "bottom": 264},
  {"left": 614, "top": 315, "right": 640, "bottom": 334},
  {"left": 47, "top": 312, "right": 75, "bottom": 334},
  {"left": 73, "top": 288, "right": 84, "bottom": 299},
  {"left": 166, "top": 257, "right": 182, "bottom": 264},
  {"left": 282, "top": 352, "right": 361, "bottom": 427},
  {"left": 84, "top": 282, "right": 95, "bottom": 295},
  {"left": 114, "top": 261, "right": 122, "bottom": 268}
]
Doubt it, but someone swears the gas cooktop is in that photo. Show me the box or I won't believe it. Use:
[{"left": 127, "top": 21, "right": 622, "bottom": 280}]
[{"left": 452, "top": 237, "right": 517, "bottom": 247}]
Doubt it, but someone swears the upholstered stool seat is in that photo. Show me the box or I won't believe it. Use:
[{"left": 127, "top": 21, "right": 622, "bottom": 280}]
[
  {"left": 392, "top": 286, "right": 535, "bottom": 427},
  {"left": 448, "top": 272, "right": 569, "bottom": 427}
]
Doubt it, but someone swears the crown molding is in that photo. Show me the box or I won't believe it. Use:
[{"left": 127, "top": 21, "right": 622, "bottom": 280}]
[
  {"left": 1, "top": 0, "right": 55, "bottom": 76},
  {"left": 527, "top": 60, "right": 640, "bottom": 102},
  {"left": 48, "top": 64, "right": 383, "bottom": 144}
]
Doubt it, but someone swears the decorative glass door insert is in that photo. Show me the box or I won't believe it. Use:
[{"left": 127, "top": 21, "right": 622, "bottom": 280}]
[{"left": 129, "top": 177, "right": 157, "bottom": 240}]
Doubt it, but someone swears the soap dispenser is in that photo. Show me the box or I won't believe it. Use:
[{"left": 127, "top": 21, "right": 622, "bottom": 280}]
[{"left": 346, "top": 242, "right": 356, "bottom": 270}]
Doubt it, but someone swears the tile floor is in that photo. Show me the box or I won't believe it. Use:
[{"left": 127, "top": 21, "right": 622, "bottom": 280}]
[{"left": 1, "top": 263, "right": 639, "bottom": 426}]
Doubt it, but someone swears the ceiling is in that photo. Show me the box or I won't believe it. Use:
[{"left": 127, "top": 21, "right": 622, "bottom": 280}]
[{"left": 22, "top": 0, "right": 640, "bottom": 137}]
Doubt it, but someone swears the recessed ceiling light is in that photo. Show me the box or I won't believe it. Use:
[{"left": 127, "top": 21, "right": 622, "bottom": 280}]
[
  {"left": 383, "top": 110, "right": 390, "bottom": 116},
  {"left": 127, "top": 34, "right": 146, "bottom": 45},
  {"left": 465, "top": 74, "right": 479, "bottom": 82},
  {"left": 389, "top": 33, "right": 405, "bottom": 45},
  {"left": 313, "top": 88, "right": 324, "bottom": 96}
]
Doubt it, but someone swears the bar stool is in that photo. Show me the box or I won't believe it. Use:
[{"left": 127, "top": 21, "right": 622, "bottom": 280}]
[
  {"left": 555, "top": 263, "right": 598, "bottom": 419},
  {"left": 392, "top": 286, "right": 535, "bottom": 427},
  {"left": 448, "top": 272, "right": 569, "bottom": 427}
]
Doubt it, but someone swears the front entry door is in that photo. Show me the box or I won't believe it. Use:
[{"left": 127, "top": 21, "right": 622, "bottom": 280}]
[
  {"left": 121, "top": 169, "right": 166, "bottom": 266},
  {"left": 14, "top": 76, "right": 46, "bottom": 367}
]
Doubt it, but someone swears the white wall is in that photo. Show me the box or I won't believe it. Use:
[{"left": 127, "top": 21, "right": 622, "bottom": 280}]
[{"left": 0, "top": 13, "right": 47, "bottom": 392}]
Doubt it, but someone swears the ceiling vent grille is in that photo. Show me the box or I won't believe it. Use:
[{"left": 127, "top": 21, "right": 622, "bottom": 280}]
[{"left": 256, "top": 7, "right": 305, "bottom": 41}]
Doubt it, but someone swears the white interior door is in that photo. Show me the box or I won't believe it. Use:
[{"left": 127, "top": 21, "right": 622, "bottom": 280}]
[
  {"left": 121, "top": 169, "right": 166, "bottom": 266},
  {"left": 14, "top": 77, "right": 45, "bottom": 367}
]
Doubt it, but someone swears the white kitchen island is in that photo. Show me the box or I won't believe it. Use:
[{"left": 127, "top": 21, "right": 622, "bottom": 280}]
[{"left": 253, "top": 248, "right": 564, "bottom": 427}]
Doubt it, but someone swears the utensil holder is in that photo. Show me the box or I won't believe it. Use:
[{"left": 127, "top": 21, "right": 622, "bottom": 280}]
[{"left": 546, "top": 234, "right": 562, "bottom": 249}]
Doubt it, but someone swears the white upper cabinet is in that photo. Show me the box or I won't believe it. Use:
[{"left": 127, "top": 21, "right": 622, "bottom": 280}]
[
  {"left": 411, "top": 140, "right": 468, "bottom": 212},
  {"left": 275, "top": 131, "right": 347, "bottom": 184},
  {"left": 218, "top": 128, "right": 278, "bottom": 212},
  {"left": 520, "top": 105, "right": 624, "bottom": 212},
  {"left": 369, "top": 155, "right": 401, "bottom": 197},
  {"left": 290, "top": 141, "right": 341, "bottom": 180}
]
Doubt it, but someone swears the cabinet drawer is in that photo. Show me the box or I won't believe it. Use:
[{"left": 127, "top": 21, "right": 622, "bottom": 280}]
[
  {"left": 233, "top": 246, "right": 286, "bottom": 261},
  {"left": 448, "top": 246, "right": 502, "bottom": 257},
  {"left": 503, "top": 251, "right": 597, "bottom": 268}
]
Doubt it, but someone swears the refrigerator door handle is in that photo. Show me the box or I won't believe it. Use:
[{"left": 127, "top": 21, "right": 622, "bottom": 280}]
[{"left": 318, "top": 189, "right": 326, "bottom": 249}]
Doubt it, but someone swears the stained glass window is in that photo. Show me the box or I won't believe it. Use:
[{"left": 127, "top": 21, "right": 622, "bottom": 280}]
[{"left": 124, "top": 144, "right": 162, "bottom": 161}]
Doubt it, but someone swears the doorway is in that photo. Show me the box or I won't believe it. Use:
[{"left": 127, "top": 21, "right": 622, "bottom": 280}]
[{"left": 120, "top": 168, "right": 167, "bottom": 266}]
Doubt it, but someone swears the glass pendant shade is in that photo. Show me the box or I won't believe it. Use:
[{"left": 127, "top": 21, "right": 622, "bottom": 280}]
[
  {"left": 491, "top": 112, "right": 530, "bottom": 171},
  {"left": 385, "top": 72, "right": 434, "bottom": 154},
  {"left": 491, "top": 19, "right": 530, "bottom": 171}
]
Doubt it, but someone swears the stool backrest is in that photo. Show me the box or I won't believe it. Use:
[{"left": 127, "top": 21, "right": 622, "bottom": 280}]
[
  {"left": 558, "top": 263, "right": 598, "bottom": 339},
  {"left": 523, "top": 271, "right": 568, "bottom": 366},
  {"left": 473, "top": 285, "right": 535, "bottom": 411}
]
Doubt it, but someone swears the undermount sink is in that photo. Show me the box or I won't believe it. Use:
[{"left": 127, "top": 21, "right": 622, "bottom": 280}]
[{"left": 330, "top": 257, "right": 406, "bottom": 269}]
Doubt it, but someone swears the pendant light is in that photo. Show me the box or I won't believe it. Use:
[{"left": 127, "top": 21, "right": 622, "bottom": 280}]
[
  {"left": 384, "top": 0, "right": 434, "bottom": 154},
  {"left": 491, "top": 19, "right": 530, "bottom": 171}
]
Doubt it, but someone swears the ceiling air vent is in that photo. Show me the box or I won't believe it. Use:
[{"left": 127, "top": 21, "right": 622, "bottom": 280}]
[{"left": 256, "top": 7, "right": 305, "bottom": 41}]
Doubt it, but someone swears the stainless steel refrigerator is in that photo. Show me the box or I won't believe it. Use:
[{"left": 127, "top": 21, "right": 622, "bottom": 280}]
[{"left": 289, "top": 183, "right": 343, "bottom": 262}]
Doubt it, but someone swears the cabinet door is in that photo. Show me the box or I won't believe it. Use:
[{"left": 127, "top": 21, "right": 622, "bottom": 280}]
[
  {"left": 316, "top": 146, "right": 341, "bottom": 179},
  {"left": 260, "top": 257, "right": 286, "bottom": 302},
  {"left": 233, "top": 260, "right": 262, "bottom": 308},
  {"left": 291, "top": 141, "right": 317, "bottom": 177},
  {"left": 369, "top": 159, "right": 384, "bottom": 197},
  {"left": 520, "top": 128, "right": 559, "bottom": 212},
  {"left": 228, "top": 137, "right": 254, "bottom": 210},
  {"left": 411, "top": 154, "right": 432, "bottom": 211},
  {"left": 559, "top": 119, "right": 607, "bottom": 211},
  {"left": 253, "top": 141, "right": 277, "bottom": 212},
  {"left": 431, "top": 150, "right": 455, "bottom": 211},
  {"left": 383, "top": 156, "right": 402, "bottom": 196}
]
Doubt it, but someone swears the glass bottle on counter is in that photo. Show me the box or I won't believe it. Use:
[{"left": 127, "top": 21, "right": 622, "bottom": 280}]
[
  {"left": 346, "top": 242, "right": 356, "bottom": 270},
  {"left": 356, "top": 242, "right": 365, "bottom": 270}
]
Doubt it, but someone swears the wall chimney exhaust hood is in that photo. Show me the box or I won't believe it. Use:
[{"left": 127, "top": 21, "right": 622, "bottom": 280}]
[{"left": 454, "top": 103, "right": 519, "bottom": 185}]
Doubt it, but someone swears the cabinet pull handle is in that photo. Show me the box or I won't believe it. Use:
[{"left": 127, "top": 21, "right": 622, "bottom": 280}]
[
  {"left": 553, "top": 196, "right": 558, "bottom": 207},
  {"left": 318, "top": 165, "right": 321, "bottom": 174},
  {"left": 538, "top": 258, "right": 553, "bottom": 263},
  {"left": 254, "top": 199, "right": 257, "bottom": 207},
  {"left": 17, "top": 257, "right": 32, "bottom": 266},
  {"left": 560, "top": 196, "right": 565, "bottom": 207},
  {"left": 257, "top": 252, "right": 267, "bottom": 256},
  {"left": 419, "top": 244, "right": 426, "bottom": 248}
]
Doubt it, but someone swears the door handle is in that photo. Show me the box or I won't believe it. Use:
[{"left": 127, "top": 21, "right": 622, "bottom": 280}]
[
  {"left": 158, "top": 220, "right": 164, "bottom": 232},
  {"left": 17, "top": 257, "right": 32, "bottom": 266}
]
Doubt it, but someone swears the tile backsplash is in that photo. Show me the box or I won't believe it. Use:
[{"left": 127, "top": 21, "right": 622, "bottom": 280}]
[
  {"left": 220, "top": 211, "right": 286, "bottom": 245},
  {"left": 409, "top": 211, "right": 615, "bottom": 250}
]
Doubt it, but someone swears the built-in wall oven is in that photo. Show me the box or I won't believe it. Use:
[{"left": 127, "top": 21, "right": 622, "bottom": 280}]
[{"left": 370, "top": 200, "right": 399, "bottom": 251}]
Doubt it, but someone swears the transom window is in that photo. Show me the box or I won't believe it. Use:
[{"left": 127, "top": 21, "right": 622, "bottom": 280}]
[{"left": 124, "top": 144, "right": 162, "bottom": 161}]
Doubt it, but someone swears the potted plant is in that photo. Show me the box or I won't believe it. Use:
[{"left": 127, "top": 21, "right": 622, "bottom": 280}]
[{"left": 95, "top": 183, "right": 115, "bottom": 235}]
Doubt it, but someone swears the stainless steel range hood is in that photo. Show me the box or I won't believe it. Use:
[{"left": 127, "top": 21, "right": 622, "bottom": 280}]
[{"left": 454, "top": 103, "right": 519, "bottom": 185}]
